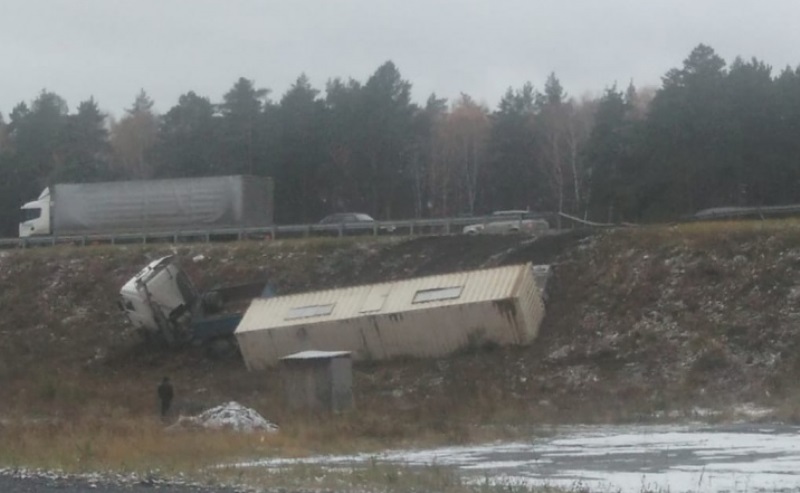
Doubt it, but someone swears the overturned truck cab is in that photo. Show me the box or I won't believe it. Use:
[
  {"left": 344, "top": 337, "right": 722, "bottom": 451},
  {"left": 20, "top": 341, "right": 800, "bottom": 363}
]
[
  {"left": 119, "top": 256, "right": 200, "bottom": 345},
  {"left": 119, "top": 255, "right": 272, "bottom": 347}
]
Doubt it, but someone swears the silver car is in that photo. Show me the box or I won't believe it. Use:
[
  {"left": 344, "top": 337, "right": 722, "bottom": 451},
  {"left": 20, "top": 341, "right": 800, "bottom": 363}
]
[
  {"left": 463, "top": 210, "right": 549, "bottom": 235},
  {"left": 318, "top": 212, "right": 397, "bottom": 234}
]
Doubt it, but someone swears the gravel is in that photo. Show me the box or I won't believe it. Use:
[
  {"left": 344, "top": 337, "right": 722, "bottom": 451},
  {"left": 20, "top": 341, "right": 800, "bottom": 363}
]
[{"left": 0, "top": 470, "right": 248, "bottom": 493}]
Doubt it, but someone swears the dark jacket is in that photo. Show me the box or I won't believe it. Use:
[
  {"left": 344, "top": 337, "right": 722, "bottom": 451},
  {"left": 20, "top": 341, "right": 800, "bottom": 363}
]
[{"left": 158, "top": 379, "right": 174, "bottom": 402}]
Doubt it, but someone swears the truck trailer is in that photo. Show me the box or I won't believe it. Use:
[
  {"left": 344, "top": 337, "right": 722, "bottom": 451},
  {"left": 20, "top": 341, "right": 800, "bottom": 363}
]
[{"left": 19, "top": 175, "right": 274, "bottom": 238}]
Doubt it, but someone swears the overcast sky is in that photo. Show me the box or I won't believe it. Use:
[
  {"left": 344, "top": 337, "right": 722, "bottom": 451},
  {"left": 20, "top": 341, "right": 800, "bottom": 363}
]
[{"left": 2, "top": 0, "right": 798, "bottom": 118}]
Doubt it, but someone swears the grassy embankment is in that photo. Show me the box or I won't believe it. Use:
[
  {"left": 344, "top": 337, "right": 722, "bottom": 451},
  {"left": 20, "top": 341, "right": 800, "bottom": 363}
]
[
  {"left": 0, "top": 236, "right": 551, "bottom": 490},
  {"left": 4, "top": 221, "right": 800, "bottom": 490}
]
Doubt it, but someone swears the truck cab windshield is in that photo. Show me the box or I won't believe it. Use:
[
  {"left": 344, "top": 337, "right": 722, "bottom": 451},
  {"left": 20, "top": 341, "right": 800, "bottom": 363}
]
[{"left": 22, "top": 208, "right": 42, "bottom": 222}]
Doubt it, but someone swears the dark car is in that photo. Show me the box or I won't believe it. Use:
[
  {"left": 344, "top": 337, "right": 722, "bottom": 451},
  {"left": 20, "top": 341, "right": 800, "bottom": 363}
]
[{"left": 318, "top": 212, "right": 396, "bottom": 234}]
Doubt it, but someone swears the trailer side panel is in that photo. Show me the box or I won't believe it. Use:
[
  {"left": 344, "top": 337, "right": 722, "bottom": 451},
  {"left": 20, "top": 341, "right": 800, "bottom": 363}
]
[{"left": 52, "top": 175, "right": 272, "bottom": 235}]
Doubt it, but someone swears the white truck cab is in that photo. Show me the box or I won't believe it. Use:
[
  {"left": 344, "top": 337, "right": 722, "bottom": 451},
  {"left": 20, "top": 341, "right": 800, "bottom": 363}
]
[
  {"left": 119, "top": 256, "right": 198, "bottom": 340},
  {"left": 19, "top": 187, "right": 52, "bottom": 238},
  {"left": 119, "top": 255, "right": 271, "bottom": 346}
]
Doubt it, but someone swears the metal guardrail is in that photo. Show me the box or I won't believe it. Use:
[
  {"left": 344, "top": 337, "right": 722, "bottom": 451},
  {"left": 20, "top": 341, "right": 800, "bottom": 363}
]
[
  {"left": 8, "top": 204, "right": 786, "bottom": 249},
  {"left": 0, "top": 215, "right": 516, "bottom": 249},
  {"left": 690, "top": 204, "right": 800, "bottom": 221}
]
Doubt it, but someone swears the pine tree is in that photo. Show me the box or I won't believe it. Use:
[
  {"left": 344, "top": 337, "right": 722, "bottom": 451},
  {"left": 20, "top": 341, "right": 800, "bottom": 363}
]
[{"left": 153, "top": 91, "right": 217, "bottom": 177}]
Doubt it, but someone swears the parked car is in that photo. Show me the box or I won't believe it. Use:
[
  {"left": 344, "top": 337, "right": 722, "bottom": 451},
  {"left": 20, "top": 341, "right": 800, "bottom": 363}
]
[
  {"left": 462, "top": 210, "right": 549, "bottom": 235},
  {"left": 318, "top": 212, "right": 396, "bottom": 234}
]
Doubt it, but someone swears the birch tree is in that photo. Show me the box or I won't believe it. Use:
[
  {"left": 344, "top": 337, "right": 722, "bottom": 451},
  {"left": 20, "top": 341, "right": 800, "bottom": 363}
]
[
  {"left": 110, "top": 90, "right": 158, "bottom": 178},
  {"left": 443, "top": 94, "right": 490, "bottom": 214}
]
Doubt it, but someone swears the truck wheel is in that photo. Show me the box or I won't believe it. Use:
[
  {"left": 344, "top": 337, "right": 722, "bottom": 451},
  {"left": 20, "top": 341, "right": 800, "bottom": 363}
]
[
  {"left": 206, "top": 337, "right": 239, "bottom": 359},
  {"left": 202, "top": 291, "right": 224, "bottom": 314}
]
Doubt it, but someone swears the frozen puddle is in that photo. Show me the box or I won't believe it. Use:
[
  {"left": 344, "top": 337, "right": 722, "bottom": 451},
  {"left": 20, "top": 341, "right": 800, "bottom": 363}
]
[{"left": 233, "top": 423, "right": 800, "bottom": 492}]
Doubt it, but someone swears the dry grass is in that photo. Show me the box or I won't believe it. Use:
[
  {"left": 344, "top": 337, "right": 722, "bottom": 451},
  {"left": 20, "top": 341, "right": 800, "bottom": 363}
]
[
  {"left": 0, "top": 329, "right": 741, "bottom": 478},
  {"left": 0, "top": 349, "right": 566, "bottom": 486},
  {"left": 0, "top": 416, "right": 561, "bottom": 492},
  {"left": 0, "top": 414, "right": 403, "bottom": 473},
  {"left": 619, "top": 217, "right": 800, "bottom": 250},
  {"left": 0, "top": 364, "right": 508, "bottom": 472},
  {"left": 0, "top": 418, "right": 266, "bottom": 473},
  {"left": 213, "top": 461, "right": 568, "bottom": 493}
]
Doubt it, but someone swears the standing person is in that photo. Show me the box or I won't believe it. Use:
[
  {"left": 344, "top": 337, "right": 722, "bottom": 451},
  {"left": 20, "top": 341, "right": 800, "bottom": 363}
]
[{"left": 157, "top": 377, "right": 174, "bottom": 419}]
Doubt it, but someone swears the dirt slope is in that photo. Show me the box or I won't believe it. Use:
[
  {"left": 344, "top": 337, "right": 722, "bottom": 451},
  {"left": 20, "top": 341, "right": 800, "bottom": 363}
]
[{"left": 2, "top": 224, "right": 800, "bottom": 430}]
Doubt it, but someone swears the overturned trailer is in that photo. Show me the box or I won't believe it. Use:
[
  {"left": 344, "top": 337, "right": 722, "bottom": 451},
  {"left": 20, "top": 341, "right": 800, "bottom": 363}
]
[{"left": 235, "top": 263, "right": 545, "bottom": 370}]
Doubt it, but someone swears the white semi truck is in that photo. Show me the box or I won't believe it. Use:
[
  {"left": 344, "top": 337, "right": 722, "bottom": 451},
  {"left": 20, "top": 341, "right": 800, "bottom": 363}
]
[{"left": 19, "top": 175, "right": 274, "bottom": 238}]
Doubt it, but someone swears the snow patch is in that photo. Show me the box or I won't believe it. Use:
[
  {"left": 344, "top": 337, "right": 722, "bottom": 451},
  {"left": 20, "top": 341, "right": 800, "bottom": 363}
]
[
  {"left": 171, "top": 401, "right": 278, "bottom": 433},
  {"left": 229, "top": 423, "right": 800, "bottom": 493},
  {"left": 733, "top": 403, "right": 774, "bottom": 419},
  {"left": 652, "top": 404, "right": 774, "bottom": 421}
]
